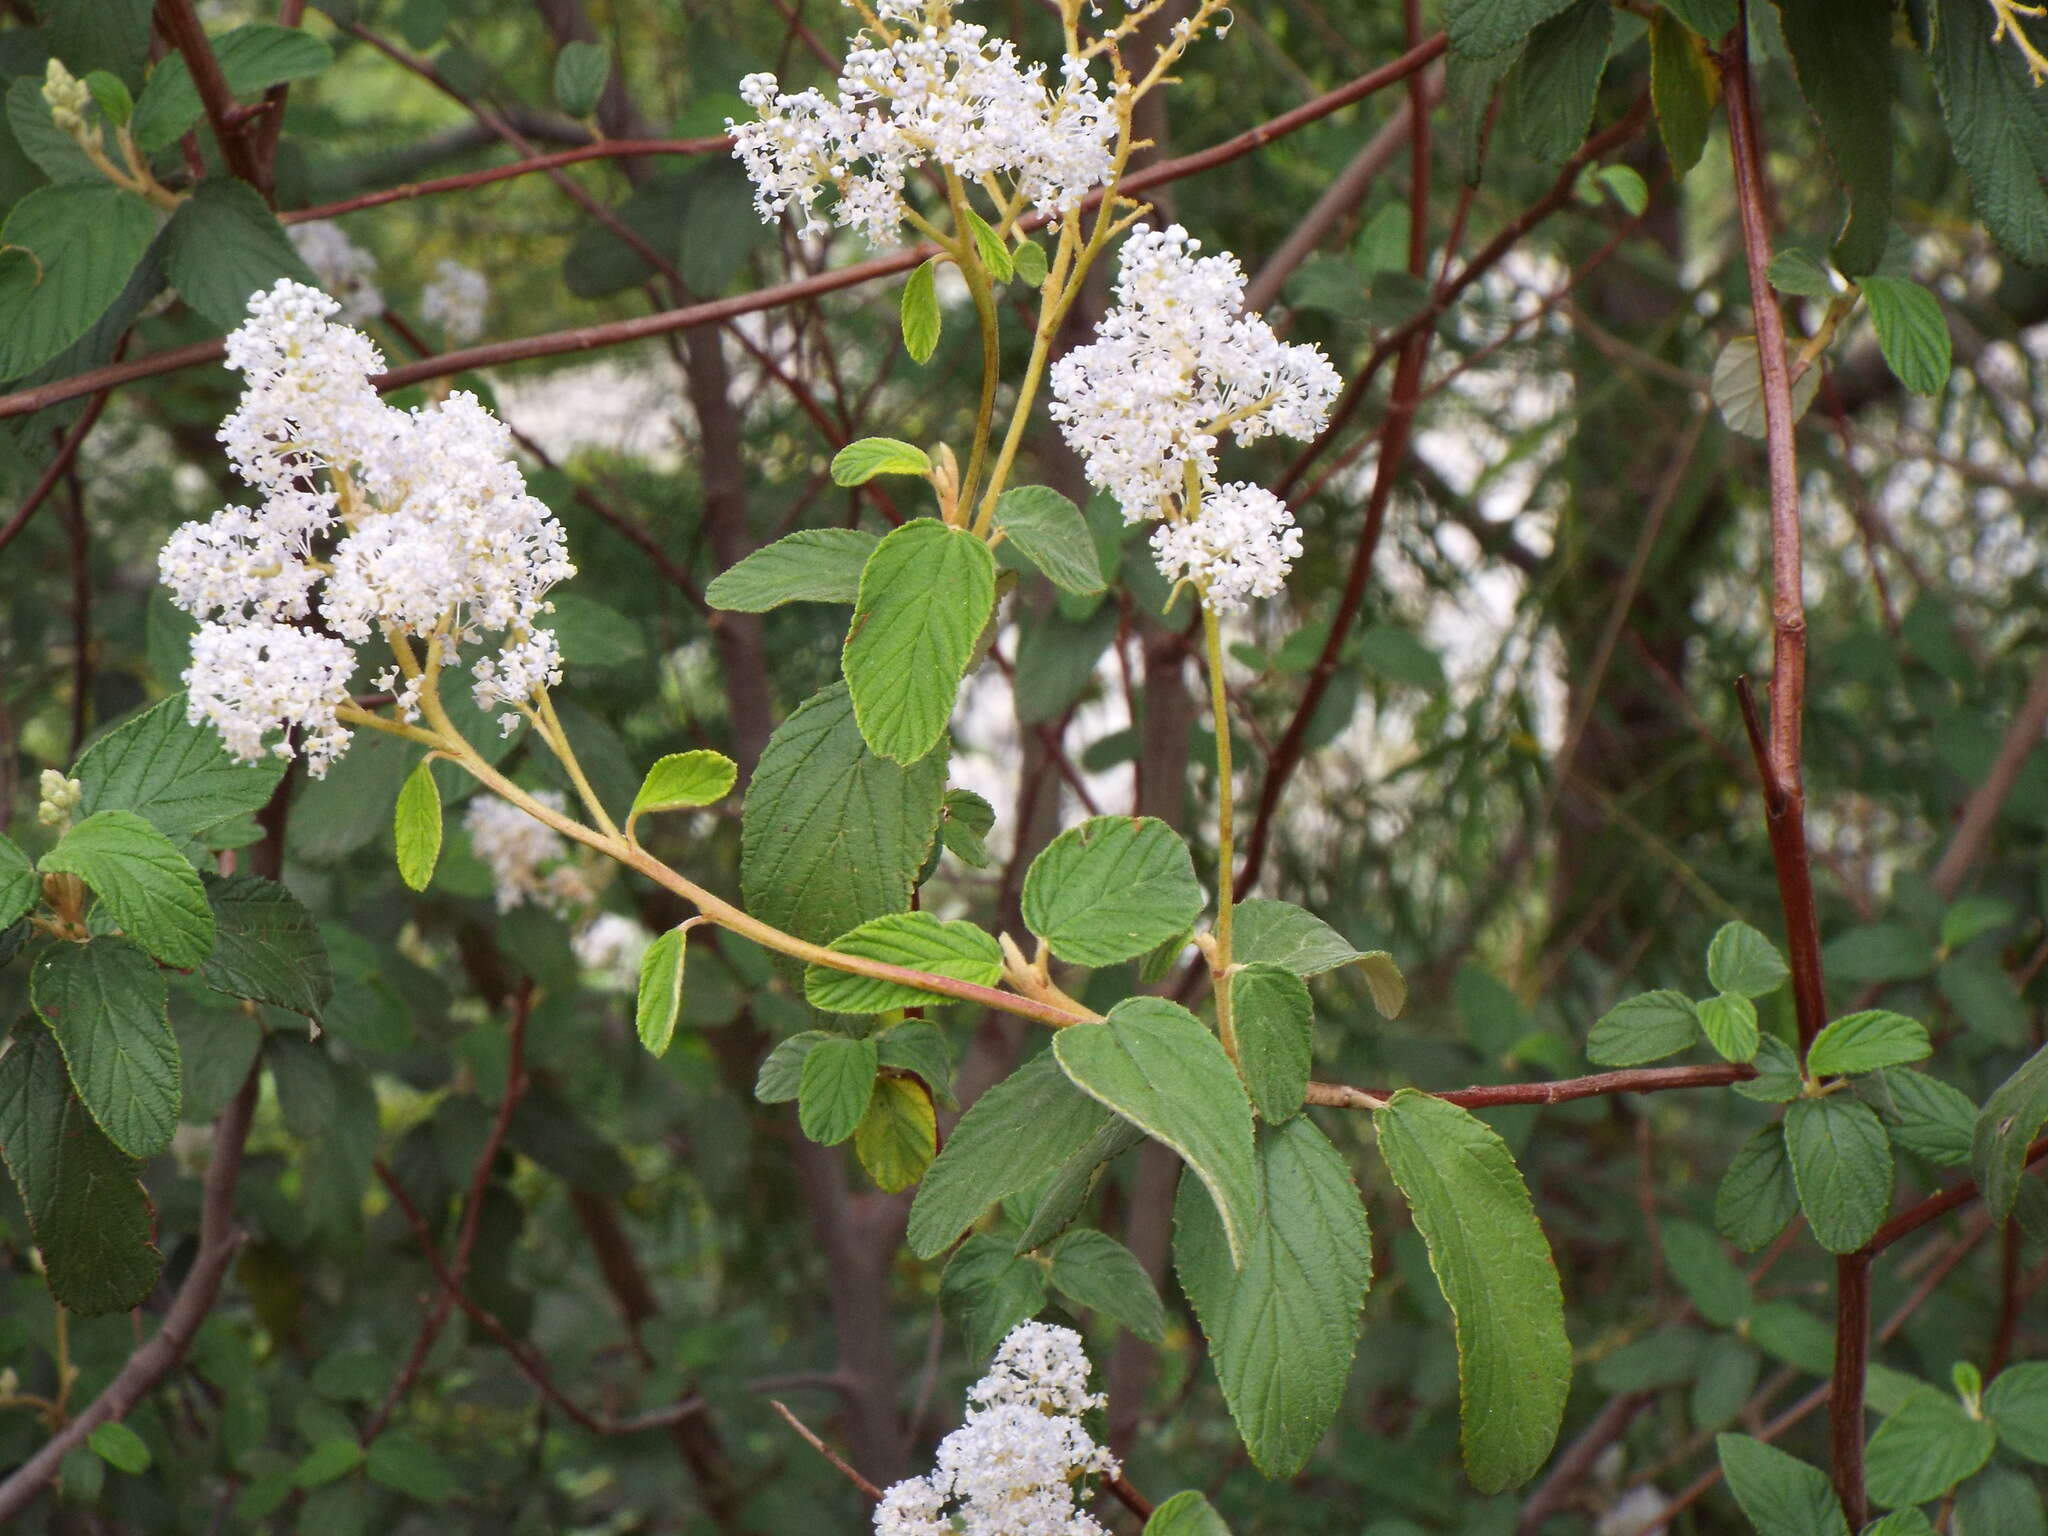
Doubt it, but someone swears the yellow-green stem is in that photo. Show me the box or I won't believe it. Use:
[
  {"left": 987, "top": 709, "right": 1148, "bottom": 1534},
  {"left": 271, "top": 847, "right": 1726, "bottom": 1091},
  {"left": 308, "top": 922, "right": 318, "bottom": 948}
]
[
  {"left": 946, "top": 171, "right": 1003, "bottom": 518},
  {"left": 534, "top": 686, "right": 620, "bottom": 838},
  {"left": 1203, "top": 601, "right": 1239, "bottom": 1063}
]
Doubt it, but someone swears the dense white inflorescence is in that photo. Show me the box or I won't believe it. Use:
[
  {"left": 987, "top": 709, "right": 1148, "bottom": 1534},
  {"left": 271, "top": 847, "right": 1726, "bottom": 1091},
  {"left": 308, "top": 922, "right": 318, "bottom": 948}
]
[
  {"left": 421, "top": 259, "right": 490, "bottom": 343},
  {"left": 287, "top": 221, "right": 383, "bottom": 323},
  {"left": 728, "top": 0, "right": 1116, "bottom": 247},
  {"left": 463, "top": 791, "right": 594, "bottom": 914},
  {"left": 1049, "top": 223, "right": 1338, "bottom": 609},
  {"left": 875, "top": 1322, "right": 1118, "bottom": 1536},
  {"left": 159, "top": 281, "right": 572, "bottom": 774}
]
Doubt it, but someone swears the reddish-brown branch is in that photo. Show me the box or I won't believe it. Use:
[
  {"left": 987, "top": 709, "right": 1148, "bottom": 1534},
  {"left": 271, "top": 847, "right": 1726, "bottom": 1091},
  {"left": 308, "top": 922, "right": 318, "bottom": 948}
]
[
  {"left": 0, "top": 46, "right": 1446, "bottom": 422},
  {"left": 1859, "top": 1135, "right": 2048, "bottom": 1256},
  {"left": 281, "top": 137, "right": 735, "bottom": 225},
  {"left": 362, "top": 981, "right": 533, "bottom": 1443},
  {"left": 0, "top": 383, "right": 118, "bottom": 557},
  {"left": 154, "top": 0, "right": 266, "bottom": 188},
  {"left": 0, "top": 1066, "right": 262, "bottom": 1525},
  {"left": 770, "top": 1399, "right": 884, "bottom": 1502},
  {"left": 1304, "top": 1061, "right": 1755, "bottom": 1111}
]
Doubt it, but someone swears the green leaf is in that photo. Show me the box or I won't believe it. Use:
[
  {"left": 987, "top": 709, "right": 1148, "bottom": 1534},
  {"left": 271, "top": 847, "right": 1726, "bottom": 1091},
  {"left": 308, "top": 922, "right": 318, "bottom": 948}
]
[
  {"left": 1954, "top": 1466, "right": 2048, "bottom": 1536},
  {"left": 1357, "top": 952, "right": 1408, "bottom": 1020},
  {"left": 901, "top": 258, "right": 941, "bottom": 363},
  {"left": 161, "top": 179, "right": 315, "bottom": 333},
  {"left": 1717, "top": 1125, "right": 1801, "bottom": 1250},
  {"left": 1509, "top": 0, "right": 1611, "bottom": 165},
  {"left": 1594, "top": 164, "right": 1649, "bottom": 215},
  {"left": 1698, "top": 992, "right": 1760, "bottom": 1064},
  {"left": 1859, "top": 1068, "right": 1976, "bottom": 1166},
  {"left": 87, "top": 1420, "right": 151, "bottom": 1475},
  {"left": 740, "top": 681, "right": 949, "bottom": 954},
  {"left": 0, "top": 182, "right": 157, "bottom": 382},
  {"left": 31, "top": 938, "right": 180, "bottom": 1158},
  {"left": 1736, "top": 1035, "right": 1805, "bottom": 1102},
  {"left": 1865, "top": 1387, "right": 1998, "bottom": 1509},
  {"left": 961, "top": 205, "right": 1013, "bottom": 280},
  {"left": 803, "top": 910, "right": 1002, "bottom": 1013},
  {"left": 993, "top": 486, "right": 1106, "bottom": 596},
  {"left": 1661, "top": 1217, "right": 1751, "bottom": 1326},
  {"left": 909, "top": 1049, "right": 1113, "bottom": 1258},
  {"left": 628, "top": 750, "right": 737, "bottom": 834},
  {"left": 1984, "top": 1362, "right": 2048, "bottom": 1464},
  {"left": 1374, "top": 1090, "right": 1571, "bottom": 1492},
  {"left": 392, "top": 760, "right": 442, "bottom": 893},
  {"left": 293, "top": 1438, "right": 365, "bottom": 1489},
  {"left": 706, "top": 528, "right": 878, "bottom": 611},
  {"left": 6, "top": 76, "right": 102, "bottom": 183},
  {"left": 844, "top": 519, "right": 996, "bottom": 764},
  {"left": 42, "top": 810, "right": 213, "bottom": 968},
  {"left": 0, "top": 1020, "right": 161, "bottom": 1315},
  {"left": 1232, "top": 899, "right": 1364, "bottom": 976},
  {"left": 83, "top": 70, "right": 132, "bottom": 127},
  {"left": 364, "top": 1431, "right": 456, "bottom": 1504},
  {"left": 1057, "top": 997, "right": 1258, "bottom": 1265},
  {"left": 1864, "top": 1511, "right": 1940, "bottom": 1536},
  {"left": 755, "top": 1031, "right": 831, "bottom": 1104},
  {"left": 1023, "top": 815, "right": 1204, "bottom": 968},
  {"left": 938, "top": 787, "right": 996, "bottom": 868},
  {"left": 1047, "top": 1228, "right": 1165, "bottom": 1341},
  {"left": 1784, "top": 1095, "right": 1892, "bottom": 1253},
  {"left": 1972, "top": 1042, "right": 2048, "bottom": 1222},
  {"left": 1013, "top": 1116, "right": 1144, "bottom": 1254},
  {"left": 0, "top": 832, "right": 34, "bottom": 929},
  {"left": 1144, "top": 1491, "right": 1232, "bottom": 1536},
  {"left": 1013, "top": 238, "right": 1048, "bottom": 287},
  {"left": 1769, "top": 244, "right": 1838, "bottom": 299},
  {"left": 1919, "top": 0, "right": 2048, "bottom": 265},
  {"left": 1233, "top": 962, "right": 1313, "bottom": 1124},
  {"left": 1715, "top": 1434, "right": 1850, "bottom": 1536},
  {"left": 1586, "top": 989, "right": 1699, "bottom": 1066},
  {"left": 553, "top": 39, "right": 610, "bottom": 116},
  {"left": 1711, "top": 335, "right": 1823, "bottom": 439},
  {"left": 200, "top": 873, "right": 332, "bottom": 1020},
  {"left": 1808, "top": 1011, "right": 1932, "bottom": 1077},
  {"left": 1859, "top": 276, "right": 1953, "bottom": 397},
  {"left": 1447, "top": 0, "right": 1577, "bottom": 58},
  {"left": 1708, "top": 921, "right": 1791, "bottom": 998},
  {"left": 1774, "top": 0, "right": 1892, "bottom": 274},
  {"left": 75, "top": 694, "right": 285, "bottom": 843},
  {"left": 854, "top": 1072, "right": 936, "bottom": 1192},
  {"left": 1941, "top": 953, "right": 2029, "bottom": 1045},
  {"left": 1661, "top": 0, "right": 1736, "bottom": 34},
  {"left": 1173, "top": 1117, "right": 1372, "bottom": 1478},
  {"left": 797, "top": 1034, "right": 878, "bottom": 1145},
  {"left": 942, "top": 1234, "right": 1049, "bottom": 1360},
  {"left": 130, "top": 24, "right": 333, "bottom": 153},
  {"left": 1014, "top": 604, "right": 1115, "bottom": 724},
  {"left": 635, "top": 925, "right": 686, "bottom": 1057},
  {"left": 877, "top": 1022, "right": 956, "bottom": 1109},
  {"left": 830, "top": 437, "right": 931, "bottom": 486}
]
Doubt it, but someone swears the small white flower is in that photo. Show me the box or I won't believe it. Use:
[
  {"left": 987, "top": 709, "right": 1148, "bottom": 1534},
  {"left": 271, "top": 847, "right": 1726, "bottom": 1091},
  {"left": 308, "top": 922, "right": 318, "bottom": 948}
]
[
  {"left": 1149, "top": 482, "right": 1303, "bottom": 612},
  {"left": 420, "top": 259, "right": 489, "bottom": 343},
  {"left": 1049, "top": 224, "right": 1340, "bottom": 529},
  {"left": 875, "top": 1322, "right": 1117, "bottom": 1536},
  {"left": 287, "top": 221, "right": 384, "bottom": 323},
  {"left": 464, "top": 791, "right": 592, "bottom": 915},
  {"left": 730, "top": 1, "right": 1115, "bottom": 247}
]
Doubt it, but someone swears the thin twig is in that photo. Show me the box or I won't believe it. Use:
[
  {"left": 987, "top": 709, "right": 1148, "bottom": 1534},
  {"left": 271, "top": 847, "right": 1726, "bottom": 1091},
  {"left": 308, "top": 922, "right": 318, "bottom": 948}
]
[{"left": 769, "top": 1399, "right": 884, "bottom": 1502}]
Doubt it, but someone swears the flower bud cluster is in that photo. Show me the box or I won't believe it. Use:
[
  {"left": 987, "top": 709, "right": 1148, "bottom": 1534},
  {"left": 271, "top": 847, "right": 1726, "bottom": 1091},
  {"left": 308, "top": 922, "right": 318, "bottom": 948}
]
[
  {"left": 36, "top": 771, "right": 83, "bottom": 833},
  {"left": 729, "top": 0, "right": 1116, "bottom": 247},
  {"left": 1048, "top": 223, "right": 1339, "bottom": 610},
  {"left": 876, "top": 1322, "right": 1118, "bottom": 1536},
  {"left": 159, "top": 281, "right": 573, "bottom": 775},
  {"left": 41, "top": 59, "right": 91, "bottom": 138}
]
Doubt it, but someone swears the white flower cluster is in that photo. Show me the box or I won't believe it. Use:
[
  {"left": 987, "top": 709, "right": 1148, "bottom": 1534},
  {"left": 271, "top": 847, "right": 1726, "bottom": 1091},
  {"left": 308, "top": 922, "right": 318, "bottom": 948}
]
[
  {"left": 464, "top": 791, "right": 594, "bottom": 914},
  {"left": 160, "top": 281, "right": 573, "bottom": 774},
  {"left": 571, "top": 911, "right": 652, "bottom": 990},
  {"left": 876, "top": 1322, "right": 1118, "bottom": 1536},
  {"left": 729, "top": 0, "right": 1116, "bottom": 246},
  {"left": 421, "top": 259, "right": 489, "bottom": 343},
  {"left": 1049, "top": 223, "right": 1339, "bottom": 610},
  {"left": 287, "top": 221, "right": 383, "bottom": 323}
]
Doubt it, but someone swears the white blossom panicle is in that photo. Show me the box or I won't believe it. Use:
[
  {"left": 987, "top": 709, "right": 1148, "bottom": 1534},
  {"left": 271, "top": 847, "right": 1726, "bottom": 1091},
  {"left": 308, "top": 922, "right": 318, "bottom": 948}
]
[
  {"left": 1049, "top": 223, "right": 1340, "bottom": 523},
  {"left": 1149, "top": 482, "right": 1304, "bottom": 613},
  {"left": 729, "top": 0, "right": 1116, "bottom": 247},
  {"left": 875, "top": 1322, "right": 1118, "bottom": 1536},
  {"left": 420, "top": 259, "right": 489, "bottom": 343},
  {"left": 287, "top": 220, "right": 384, "bottom": 322},
  {"left": 158, "top": 281, "right": 573, "bottom": 774},
  {"left": 571, "top": 912, "right": 652, "bottom": 991},
  {"left": 464, "top": 791, "right": 593, "bottom": 915}
]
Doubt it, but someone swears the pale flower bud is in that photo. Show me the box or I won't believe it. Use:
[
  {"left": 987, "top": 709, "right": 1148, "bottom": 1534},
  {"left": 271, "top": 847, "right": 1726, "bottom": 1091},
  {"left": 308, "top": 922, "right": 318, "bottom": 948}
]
[
  {"left": 36, "top": 770, "right": 83, "bottom": 832},
  {"left": 41, "top": 58, "right": 92, "bottom": 139}
]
